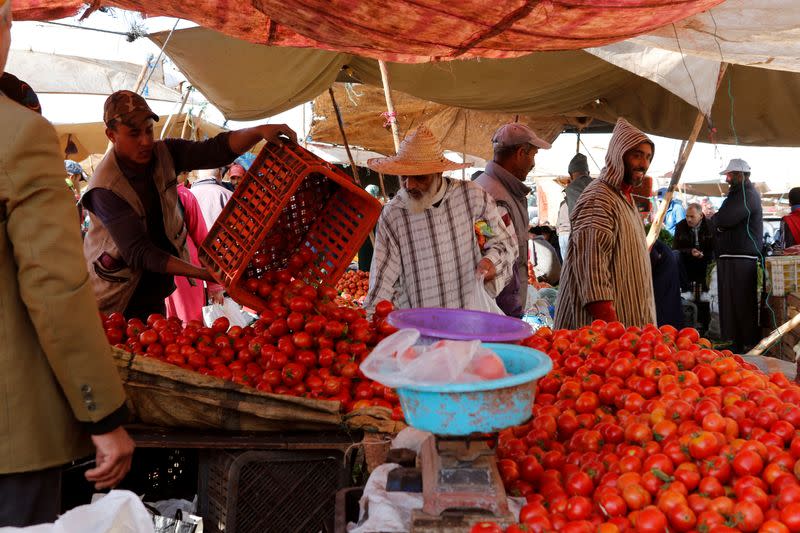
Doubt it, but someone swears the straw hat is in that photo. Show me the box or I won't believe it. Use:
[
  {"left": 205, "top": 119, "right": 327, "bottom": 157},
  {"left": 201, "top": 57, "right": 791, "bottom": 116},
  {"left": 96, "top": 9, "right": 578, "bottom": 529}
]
[{"left": 367, "top": 125, "right": 470, "bottom": 176}]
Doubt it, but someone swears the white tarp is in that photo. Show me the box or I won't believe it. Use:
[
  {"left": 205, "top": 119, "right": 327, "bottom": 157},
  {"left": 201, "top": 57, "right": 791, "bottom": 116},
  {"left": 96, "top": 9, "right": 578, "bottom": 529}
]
[
  {"left": 586, "top": 42, "right": 722, "bottom": 116},
  {"left": 633, "top": 0, "right": 800, "bottom": 73},
  {"left": 585, "top": 0, "right": 800, "bottom": 117},
  {"left": 5, "top": 50, "right": 181, "bottom": 102}
]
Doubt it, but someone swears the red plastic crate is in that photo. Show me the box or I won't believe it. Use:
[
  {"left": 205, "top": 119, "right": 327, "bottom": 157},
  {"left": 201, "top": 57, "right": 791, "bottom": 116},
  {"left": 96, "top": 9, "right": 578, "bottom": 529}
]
[{"left": 199, "top": 142, "right": 382, "bottom": 312}]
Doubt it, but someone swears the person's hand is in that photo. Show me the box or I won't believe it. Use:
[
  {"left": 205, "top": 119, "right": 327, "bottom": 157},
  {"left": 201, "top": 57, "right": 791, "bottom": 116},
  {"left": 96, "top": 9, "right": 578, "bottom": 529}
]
[
  {"left": 691, "top": 248, "right": 704, "bottom": 258},
  {"left": 209, "top": 288, "right": 225, "bottom": 305},
  {"left": 85, "top": 426, "right": 135, "bottom": 490},
  {"left": 193, "top": 266, "right": 217, "bottom": 284},
  {"left": 258, "top": 124, "right": 298, "bottom": 145},
  {"left": 477, "top": 258, "right": 496, "bottom": 282}
]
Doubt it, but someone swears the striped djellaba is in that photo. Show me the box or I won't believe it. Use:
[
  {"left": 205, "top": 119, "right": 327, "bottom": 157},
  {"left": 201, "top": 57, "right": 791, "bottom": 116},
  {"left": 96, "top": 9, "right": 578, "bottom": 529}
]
[
  {"left": 363, "top": 178, "right": 517, "bottom": 315},
  {"left": 555, "top": 118, "right": 657, "bottom": 329}
]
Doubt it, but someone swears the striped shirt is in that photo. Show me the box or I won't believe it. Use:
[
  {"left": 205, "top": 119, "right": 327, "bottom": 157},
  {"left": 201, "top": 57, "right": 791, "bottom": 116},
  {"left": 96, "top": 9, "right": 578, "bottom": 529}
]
[
  {"left": 364, "top": 178, "right": 517, "bottom": 314},
  {"left": 555, "top": 118, "right": 657, "bottom": 329}
]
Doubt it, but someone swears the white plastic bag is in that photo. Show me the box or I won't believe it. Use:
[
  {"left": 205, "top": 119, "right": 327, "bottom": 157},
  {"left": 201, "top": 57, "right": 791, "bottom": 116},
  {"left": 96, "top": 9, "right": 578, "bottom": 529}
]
[
  {"left": 360, "top": 329, "right": 484, "bottom": 388},
  {"left": 468, "top": 274, "right": 503, "bottom": 314},
  {"left": 202, "top": 297, "right": 252, "bottom": 328}
]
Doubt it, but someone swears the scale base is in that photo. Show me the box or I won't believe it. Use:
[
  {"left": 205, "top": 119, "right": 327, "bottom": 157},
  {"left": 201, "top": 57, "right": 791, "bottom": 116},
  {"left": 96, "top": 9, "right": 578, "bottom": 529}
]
[
  {"left": 411, "top": 509, "right": 517, "bottom": 533},
  {"left": 419, "top": 435, "right": 510, "bottom": 518}
]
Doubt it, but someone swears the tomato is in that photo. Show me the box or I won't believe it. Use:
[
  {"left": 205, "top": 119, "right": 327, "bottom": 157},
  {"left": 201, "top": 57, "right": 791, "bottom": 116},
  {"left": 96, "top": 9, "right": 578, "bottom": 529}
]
[
  {"left": 137, "top": 329, "right": 158, "bottom": 346},
  {"left": 731, "top": 500, "right": 764, "bottom": 532},
  {"left": 324, "top": 321, "right": 347, "bottom": 339},
  {"left": 565, "top": 495, "right": 593, "bottom": 521},
  {"left": 634, "top": 505, "right": 667, "bottom": 533},
  {"left": 781, "top": 502, "right": 800, "bottom": 532},
  {"left": 622, "top": 484, "right": 651, "bottom": 511},
  {"left": 281, "top": 362, "right": 306, "bottom": 386},
  {"left": 760, "top": 520, "right": 791, "bottom": 533},
  {"left": 688, "top": 431, "right": 719, "bottom": 460}
]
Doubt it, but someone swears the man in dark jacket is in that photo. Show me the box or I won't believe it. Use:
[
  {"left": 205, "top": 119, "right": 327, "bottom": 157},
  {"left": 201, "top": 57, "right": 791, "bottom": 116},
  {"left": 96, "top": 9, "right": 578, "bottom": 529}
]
[
  {"left": 712, "top": 158, "right": 763, "bottom": 353},
  {"left": 673, "top": 203, "right": 715, "bottom": 291},
  {"left": 556, "top": 153, "right": 592, "bottom": 256}
]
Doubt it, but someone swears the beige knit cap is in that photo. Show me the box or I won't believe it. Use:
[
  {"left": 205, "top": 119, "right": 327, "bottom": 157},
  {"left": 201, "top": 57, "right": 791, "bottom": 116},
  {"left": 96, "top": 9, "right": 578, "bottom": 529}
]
[{"left": 367, "top": 125, "right": 470, "bottom": 176}]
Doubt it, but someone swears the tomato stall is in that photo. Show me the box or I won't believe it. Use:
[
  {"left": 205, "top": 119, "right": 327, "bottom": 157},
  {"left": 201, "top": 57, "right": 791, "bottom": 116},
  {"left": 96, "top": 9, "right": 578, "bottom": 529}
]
[{"left": 91, "top": 140, "right": 800, "bottom": 533}]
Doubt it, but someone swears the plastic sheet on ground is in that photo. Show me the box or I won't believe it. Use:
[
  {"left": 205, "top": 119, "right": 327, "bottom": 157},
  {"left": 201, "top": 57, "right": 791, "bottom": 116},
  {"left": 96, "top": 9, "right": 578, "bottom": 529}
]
[{"left": 2, "top": 490, "right": 154, "bottom": 533}]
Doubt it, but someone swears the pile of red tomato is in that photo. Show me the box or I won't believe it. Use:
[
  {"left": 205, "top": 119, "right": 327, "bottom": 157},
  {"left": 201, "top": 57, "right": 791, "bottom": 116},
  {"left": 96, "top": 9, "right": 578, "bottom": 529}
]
[
  {"left": 478, "top": 321, "right": 800, "bottom": 533},
  {"left": 336, "top": 270, "right": 370, "bottom": 304},
  {"left": 101, "top": 280, "right": 402, "bottom": 418}
]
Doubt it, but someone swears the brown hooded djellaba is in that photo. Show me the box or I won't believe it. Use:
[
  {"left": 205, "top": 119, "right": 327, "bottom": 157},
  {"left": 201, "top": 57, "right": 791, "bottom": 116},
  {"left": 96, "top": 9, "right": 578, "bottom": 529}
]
[{"left": 555, "top": 118, "right": 657, "bottom": 329}]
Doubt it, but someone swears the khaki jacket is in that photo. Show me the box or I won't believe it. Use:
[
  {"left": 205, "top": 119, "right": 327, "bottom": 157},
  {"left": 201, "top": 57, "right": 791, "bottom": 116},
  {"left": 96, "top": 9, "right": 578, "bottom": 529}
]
[
  {"left": 83, "top": 144, "right": 189, "bottom": 314},
  {"left": 0, "top": 95, "right": 127, "bottom": 473}
]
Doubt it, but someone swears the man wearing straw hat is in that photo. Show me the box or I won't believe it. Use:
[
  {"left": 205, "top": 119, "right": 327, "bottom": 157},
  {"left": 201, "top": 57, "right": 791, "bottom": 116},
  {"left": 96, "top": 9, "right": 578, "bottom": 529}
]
[
  {"left": 363, "top": 126, "right": 517, "bottom": 314},
  {"left": 0, "top": 1, "right": 134, "bottom": 525},
  {"left": 474, "top": 123, "right": 551, "bottom": 317}
]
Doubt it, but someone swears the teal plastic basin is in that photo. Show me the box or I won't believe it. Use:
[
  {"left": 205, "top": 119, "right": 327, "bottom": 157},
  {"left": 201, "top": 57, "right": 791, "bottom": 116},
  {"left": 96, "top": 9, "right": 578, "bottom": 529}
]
[{"left": 395, "top": 343, "right": 552, "bottom": 436}]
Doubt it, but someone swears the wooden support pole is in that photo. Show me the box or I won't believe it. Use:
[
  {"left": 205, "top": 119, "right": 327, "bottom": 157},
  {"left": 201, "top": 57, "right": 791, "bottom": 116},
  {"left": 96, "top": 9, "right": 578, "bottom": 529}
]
[
  {"left": 377, "top": 173, "right": 388, "bottom": 203},
  {"left": 646, "top": 63, "right": 729, "bottom": 249},
  {"left": 132, "top": 56, "right": 151, "bottom": 95},
  {"left": 179, "top": 110, "right": 191, "bottom": 140},
  {"left": 378, "top": 60, "right": 401, "bottom": 153},
  {"left": 748, "top": 313, "right": 800, "bottom": 357},
  {"left": 160, "top": 84, "right": 192, "bottom": 140},
  {"left": 328, "top": 87, "right": 361, "bottom": 185}
]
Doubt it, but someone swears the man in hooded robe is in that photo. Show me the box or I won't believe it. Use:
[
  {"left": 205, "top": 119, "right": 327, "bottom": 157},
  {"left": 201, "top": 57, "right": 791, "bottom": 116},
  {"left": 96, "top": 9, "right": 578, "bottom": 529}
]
[{"left": 555, "top": 118, "right": 657, "bottom": 329}]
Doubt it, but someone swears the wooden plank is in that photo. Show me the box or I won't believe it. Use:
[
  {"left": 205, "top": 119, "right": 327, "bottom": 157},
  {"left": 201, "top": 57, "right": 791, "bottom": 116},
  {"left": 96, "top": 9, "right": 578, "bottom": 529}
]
[{"left": 125, "top": 424, "right": 360, "bottom": 451}]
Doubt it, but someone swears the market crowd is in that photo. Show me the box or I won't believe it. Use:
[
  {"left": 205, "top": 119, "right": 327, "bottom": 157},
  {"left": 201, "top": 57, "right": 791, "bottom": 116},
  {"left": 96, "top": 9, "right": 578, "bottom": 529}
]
[{"left": 2, "top": 0, "right": 798, "bottom": 523}]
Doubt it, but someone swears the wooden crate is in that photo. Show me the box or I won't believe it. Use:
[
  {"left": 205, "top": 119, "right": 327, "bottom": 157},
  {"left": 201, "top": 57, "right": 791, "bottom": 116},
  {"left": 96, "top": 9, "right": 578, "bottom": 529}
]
[
  {"left": 112, "top": 348, "right": 402, "bottom": 433},
  {"left": 112, "top": 348, "right": 342, "bottom": 432}
]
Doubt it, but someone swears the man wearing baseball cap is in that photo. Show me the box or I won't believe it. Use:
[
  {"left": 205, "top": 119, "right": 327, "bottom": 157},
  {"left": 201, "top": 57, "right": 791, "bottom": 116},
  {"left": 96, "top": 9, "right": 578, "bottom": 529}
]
[
  {"left": 1, "top": 1, "right": 135, "bottom": 525},
  {"left": 81, "top": 89, "right": 296, "bottom": 319},
  {"left": 474, "top": 123, "right": 551, "bottom": 317},
  {"left": 712, "top": 158, "right": 763, "bottom": 352}
]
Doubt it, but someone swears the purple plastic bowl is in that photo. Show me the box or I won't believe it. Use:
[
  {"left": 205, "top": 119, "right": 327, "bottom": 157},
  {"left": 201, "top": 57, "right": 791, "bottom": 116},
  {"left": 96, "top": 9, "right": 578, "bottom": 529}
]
[{"left": 387, "top": 308, "right": 533, "bottom": 343}]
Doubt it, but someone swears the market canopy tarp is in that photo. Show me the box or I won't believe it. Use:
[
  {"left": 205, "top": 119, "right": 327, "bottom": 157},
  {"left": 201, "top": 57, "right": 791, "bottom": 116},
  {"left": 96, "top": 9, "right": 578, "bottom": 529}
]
[
  {"left": 149, "top": 27, "right": 800, "bottom": 147},
  {"left": 310, "top": 84, "right": 586, "bottom": 160},
  {"left": 12, "top": 0, "right": 723, "bottom": 62}
]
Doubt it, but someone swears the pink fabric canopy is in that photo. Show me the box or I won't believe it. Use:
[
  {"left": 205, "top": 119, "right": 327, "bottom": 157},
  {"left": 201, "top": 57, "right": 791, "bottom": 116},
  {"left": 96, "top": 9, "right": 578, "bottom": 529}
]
[{"left": 13, "top": 0, "right": 723, "bottom": 62}]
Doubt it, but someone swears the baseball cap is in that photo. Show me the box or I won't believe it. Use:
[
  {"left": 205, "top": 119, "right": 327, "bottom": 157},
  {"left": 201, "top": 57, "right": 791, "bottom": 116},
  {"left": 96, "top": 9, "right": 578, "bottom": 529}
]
[
  {"left": 492, "top": 123, "right": 552, "bottom": 150},
  {"left": 103, "top": 90, "right": 159, "bottom": 127},
  {"left": 719, "top": 158, "right": 751, "bottom": 175}
]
